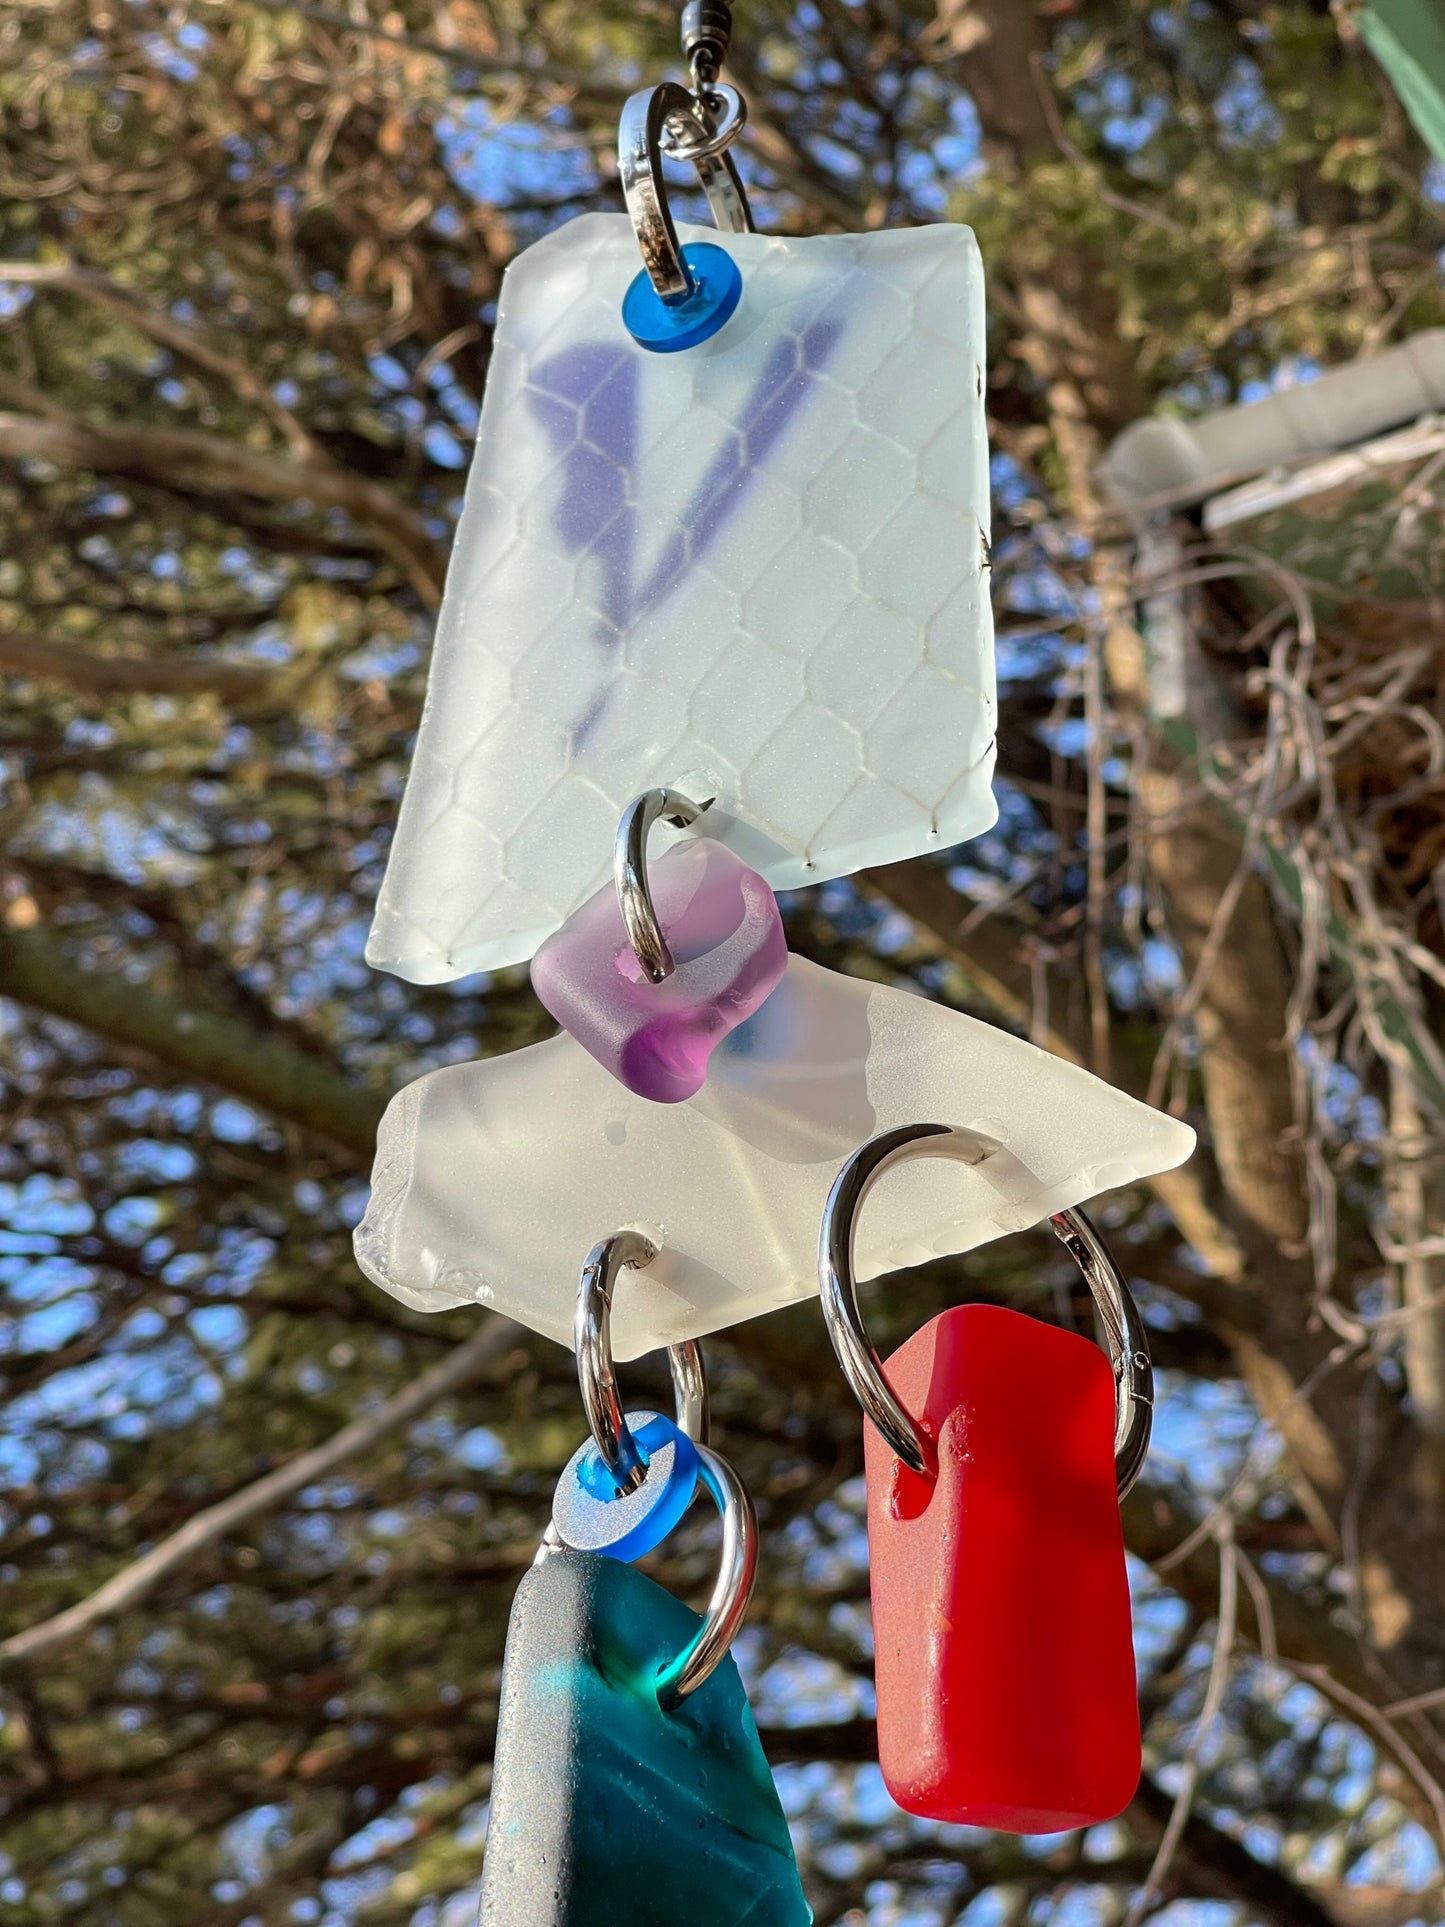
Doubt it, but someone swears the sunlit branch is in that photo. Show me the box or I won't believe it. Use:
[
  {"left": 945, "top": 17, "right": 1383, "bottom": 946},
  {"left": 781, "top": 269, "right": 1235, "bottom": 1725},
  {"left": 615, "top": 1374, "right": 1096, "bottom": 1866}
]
[{"left": 0, "top": 1313, "right": 514, "bottom": 1665}]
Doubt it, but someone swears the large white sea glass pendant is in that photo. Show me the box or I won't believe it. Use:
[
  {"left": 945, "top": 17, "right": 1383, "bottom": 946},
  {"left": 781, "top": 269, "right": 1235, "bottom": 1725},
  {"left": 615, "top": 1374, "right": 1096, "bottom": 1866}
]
[
  {"left": 367, "top": 213, "right": 996, "bottom": 983},
  {"left": 354, "top": 959, "right": 1194, "bottom": 1358}
]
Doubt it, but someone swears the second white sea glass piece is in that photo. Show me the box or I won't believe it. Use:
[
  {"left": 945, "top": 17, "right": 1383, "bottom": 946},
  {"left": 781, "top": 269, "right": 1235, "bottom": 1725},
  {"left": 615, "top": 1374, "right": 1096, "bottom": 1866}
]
[
  {"left": 367, "top": 213, "right": 995, "bottom": 981},
  {"left": 354, "top": 959, "right": 1194, "bottom": 1358}
]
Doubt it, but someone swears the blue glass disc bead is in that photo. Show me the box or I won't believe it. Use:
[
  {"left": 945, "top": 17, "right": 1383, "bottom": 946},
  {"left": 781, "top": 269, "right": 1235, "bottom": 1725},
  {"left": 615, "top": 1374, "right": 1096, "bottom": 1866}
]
[
  {"left": 622, "top": 242, "right": 743, "bottom": 353},
  {"left": 552, "top": 1410, "right": 699, "bottom": 1562}
]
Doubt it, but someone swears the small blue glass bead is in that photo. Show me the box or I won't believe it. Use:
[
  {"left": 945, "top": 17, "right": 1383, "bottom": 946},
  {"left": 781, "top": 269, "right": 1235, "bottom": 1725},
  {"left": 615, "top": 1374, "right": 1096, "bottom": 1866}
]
[
  {"left": 552, "top": 1410, "right": 699, "bottom": 1563},
  {"left": 621, "top": 243, "right": 742, "bottom": 354}
]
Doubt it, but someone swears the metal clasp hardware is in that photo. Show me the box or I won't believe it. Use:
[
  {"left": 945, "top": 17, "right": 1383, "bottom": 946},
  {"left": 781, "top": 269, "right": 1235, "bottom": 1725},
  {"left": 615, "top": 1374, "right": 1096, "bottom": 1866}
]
[
  {"left": 616, "top": 4, "right": 753, "bottom": 347},
  {"left": 614, "top": 787, "right": 708, "bottom": 984},
  {"left": 539, "top": 1228, "right": 757, "bottom": 1707},
  {"left": 818, "top": 1122, "right": 1155, "bottom": 1497}
]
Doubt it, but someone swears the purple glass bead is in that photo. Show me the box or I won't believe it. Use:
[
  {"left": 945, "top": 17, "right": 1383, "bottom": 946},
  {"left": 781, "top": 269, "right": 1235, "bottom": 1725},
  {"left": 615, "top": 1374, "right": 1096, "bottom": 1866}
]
[{"left": 531, "top": 841, "right": 788, "bottom": 1103}]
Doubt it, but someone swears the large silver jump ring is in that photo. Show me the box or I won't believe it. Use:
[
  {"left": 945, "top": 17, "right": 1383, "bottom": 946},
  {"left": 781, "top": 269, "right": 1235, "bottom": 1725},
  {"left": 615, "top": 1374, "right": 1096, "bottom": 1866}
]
[
  {"left": 655, "top": 1440, "right": 758, "bottom": 1707},
  {"left": 615, "top": 787, "right": 706, "bottom": 985},
  {"left": 818, "top": 1122, "right": 1154, "bottom": 1497},
  {"left": 619, "top": 82, "right": 755, "bottom": 301},
  {"left": 576, "top": 1229, "right": 710, "bottom": 1490}
]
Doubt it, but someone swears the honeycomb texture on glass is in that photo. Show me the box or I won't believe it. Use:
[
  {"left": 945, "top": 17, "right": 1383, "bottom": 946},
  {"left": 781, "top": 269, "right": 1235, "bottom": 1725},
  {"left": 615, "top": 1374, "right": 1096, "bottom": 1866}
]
[
  {"left": 352, "top": 958, "right": 1196, "bottom": 1358},
  {"left": 366, "top": 214, "right": 996, "bottom": 982}
]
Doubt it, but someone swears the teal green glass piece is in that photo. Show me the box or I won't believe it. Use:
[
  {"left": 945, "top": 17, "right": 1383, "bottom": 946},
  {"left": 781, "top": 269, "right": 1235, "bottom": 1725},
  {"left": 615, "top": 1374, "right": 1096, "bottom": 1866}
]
[
  {"left": 1359, "top": 2, "right": 1445, "bottom": 169},
  {"left": 479, "top": 1550, "right": 812, "bottom": 1927}
]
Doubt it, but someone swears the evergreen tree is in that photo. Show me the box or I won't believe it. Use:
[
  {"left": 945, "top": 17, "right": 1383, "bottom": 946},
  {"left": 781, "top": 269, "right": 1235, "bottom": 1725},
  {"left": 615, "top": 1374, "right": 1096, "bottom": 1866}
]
[{"left": 3, "top": 3, "right": 1445, "bottom": 1920}]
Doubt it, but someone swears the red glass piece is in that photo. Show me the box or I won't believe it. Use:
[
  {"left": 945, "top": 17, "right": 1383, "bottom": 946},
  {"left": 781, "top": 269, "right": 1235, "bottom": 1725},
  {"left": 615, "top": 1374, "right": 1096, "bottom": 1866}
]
[{"left": 865, "top": 1303, "right": 1139, "bottom": 1832}]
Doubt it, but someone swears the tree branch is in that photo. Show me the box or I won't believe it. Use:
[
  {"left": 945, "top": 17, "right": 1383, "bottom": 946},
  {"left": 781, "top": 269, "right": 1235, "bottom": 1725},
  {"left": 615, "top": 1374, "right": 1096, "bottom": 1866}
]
[
  {"left": 0, "top": 411, "right": 447, "bottom": 607},
  {"left": 1122, "top": 1480, "right": 1367, "bottom": 1693},
  {"left": 861, "top": 856, "right": 1254, "bottom": 1293},
  {"left": 0, "top": 1313, "right": 514, "bottom": 1666},
  {"left": 0, "top": 260, "right": 317, "bottom": 457},
  {"left": 0, "top": 627, "right": 283, "bottom": 702},
  {"left": 1134, "top": 754, "right": 1310, "bottom": 1255},
  {"left": 760, "top": 1724, "right": 1345, "bottom": 1927},
  {"left": 0, "top": 915, "right": 387, "bottom": 1159},
  {"left": 1129, "top": 1772, "right": 1345, "bottom": 1927}
]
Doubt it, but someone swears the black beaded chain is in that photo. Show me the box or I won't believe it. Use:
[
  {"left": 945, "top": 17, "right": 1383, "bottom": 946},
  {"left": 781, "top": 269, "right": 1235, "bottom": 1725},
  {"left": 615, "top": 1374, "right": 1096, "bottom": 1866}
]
[{"left": 680, "top": 0, "right": 734, "bottom": 93}]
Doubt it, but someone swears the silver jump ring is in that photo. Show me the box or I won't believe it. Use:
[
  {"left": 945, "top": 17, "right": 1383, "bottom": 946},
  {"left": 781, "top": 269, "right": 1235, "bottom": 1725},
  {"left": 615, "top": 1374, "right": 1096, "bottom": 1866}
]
[
  {"left": 576, "top": 1229, "right": 711, "bottom": 1491},
  {"left": 818, "top": 1122, "right": 1154, "bottom": 1497},
  {"left": 655, "top": 1439, "right": 758, "bottom": 1707},
  {"left": 619, "top": 82, "right": 755, "bottom": 301},
  {"left": 534, "top": 1230, "right": 709, "bottom": 1571},
  {"left": 615, "top": 787, "right": 706, "bottom": 985},
  {"left": 549, "top": 1229, "right": 754, "bottom": 1707},
  {"left": 659, "top": 83, "right": 747, "bottom": 164}
]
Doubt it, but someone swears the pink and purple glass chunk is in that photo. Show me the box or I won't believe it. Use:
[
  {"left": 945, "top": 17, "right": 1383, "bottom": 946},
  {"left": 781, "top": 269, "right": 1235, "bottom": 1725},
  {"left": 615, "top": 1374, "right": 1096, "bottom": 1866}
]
[{"left": 531, "top": 840, "right": 788, "bottom": 1103}]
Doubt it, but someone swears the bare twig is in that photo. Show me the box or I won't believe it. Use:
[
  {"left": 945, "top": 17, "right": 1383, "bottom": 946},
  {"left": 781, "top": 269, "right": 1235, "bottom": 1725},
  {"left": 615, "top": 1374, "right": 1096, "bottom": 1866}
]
[
  {"left": 1235, "top": 1547, "right": 1279, "bottom": 1663},
  {"left": 1027, "top": 52, "right": 1188, "bottom": 238},
  {"left": 0, "top": 1315, "right": 514, "bottom": 1665},
  {"left": 1291, "top": 1662, "right": 1445, "bottom": 1853},
  {"left": 1155, "top": 1336, "right": 1363, "bottom": 1575},
  {"left": 1124, "top": 1523, "right": 1239, "bottom": 1927},
  {"left": 1084, "top": 621, "right": 1112, "bottom": 1077}
]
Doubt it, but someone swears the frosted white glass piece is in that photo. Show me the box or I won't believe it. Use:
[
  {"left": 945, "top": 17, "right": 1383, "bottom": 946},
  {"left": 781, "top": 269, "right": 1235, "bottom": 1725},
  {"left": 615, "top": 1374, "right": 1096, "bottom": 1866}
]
[
  {"left": 367, "top": 214, "right": 995, "bottom": 981},
  {"left": 354, "top": 959, "right": 1194, "bottom": 1358}
]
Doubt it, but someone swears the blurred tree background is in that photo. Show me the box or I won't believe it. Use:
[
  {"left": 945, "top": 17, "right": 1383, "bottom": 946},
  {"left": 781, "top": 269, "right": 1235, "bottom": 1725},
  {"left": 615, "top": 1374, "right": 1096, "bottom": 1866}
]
[{"left": 5, "top": 0, "right": 1445, "bottom": 1922}]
